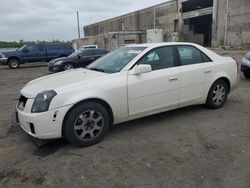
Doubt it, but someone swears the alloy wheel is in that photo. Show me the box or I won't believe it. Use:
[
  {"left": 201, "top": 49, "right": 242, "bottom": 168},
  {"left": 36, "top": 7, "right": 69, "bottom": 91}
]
[
  {"left": 212, "top": 84, "right": 226, "bottom": 106},
  {"left": 73, "top": 110, "right": 104, "bottom": 141}
]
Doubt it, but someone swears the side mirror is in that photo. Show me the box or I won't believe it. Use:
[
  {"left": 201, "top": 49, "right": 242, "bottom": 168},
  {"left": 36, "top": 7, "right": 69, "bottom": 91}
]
[{"left": 133, "top": 64, "right": 152, "bottom": 75}]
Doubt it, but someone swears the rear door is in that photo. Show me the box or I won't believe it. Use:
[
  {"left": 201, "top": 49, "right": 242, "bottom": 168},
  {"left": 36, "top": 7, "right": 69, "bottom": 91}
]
[
  {"left": 176, "top": 45, "right": 213, "bottom": 106},
  {"left": 128, "top": 46, "right": 180, "bottom": 117},
  {"left": 36, "top": 44, "right": 47, "bottom": 62}
]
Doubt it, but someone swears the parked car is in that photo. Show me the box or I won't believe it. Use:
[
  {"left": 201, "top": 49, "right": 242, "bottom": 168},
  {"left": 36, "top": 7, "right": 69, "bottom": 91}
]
[
  {"left": 79, "top": 45, "right": 98, "bottom": 50},
  {"left": 48, "top": 48, "right": 108, "bottom": 73},
  {"left": 241, "top": 52, "right": 250, "bottom": 79},
  {"left": 0, "top": 43, "right": 75, "bottom": 69},
  {"left": 16, "top": 42, "right": 238, "bottom": 147}
]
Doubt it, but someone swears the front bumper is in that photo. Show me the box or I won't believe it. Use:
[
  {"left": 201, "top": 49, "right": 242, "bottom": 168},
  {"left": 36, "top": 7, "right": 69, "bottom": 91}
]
[
  {"left": 16, "top": 104, "right": 73, "bottom": 139},
  {"left": 0, "top": 57, "right": 8, "bottom": 65},
  {"left": 48, "top": 62, "right": 61, "bottom": 73}
]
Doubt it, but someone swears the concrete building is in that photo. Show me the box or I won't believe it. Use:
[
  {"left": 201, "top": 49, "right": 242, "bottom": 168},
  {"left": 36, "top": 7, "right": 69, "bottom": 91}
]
[{"left": 72, "top": 0, "right": 250, "bottom": 50}]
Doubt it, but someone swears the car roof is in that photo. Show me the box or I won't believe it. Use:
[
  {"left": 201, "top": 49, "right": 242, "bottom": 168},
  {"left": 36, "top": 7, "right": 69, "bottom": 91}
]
[
  {"left": 126, "top": 42, "right": 201, "bottom": 48},
  {"left": 79, "top": 48, "right": 106, "bottom": 51}
]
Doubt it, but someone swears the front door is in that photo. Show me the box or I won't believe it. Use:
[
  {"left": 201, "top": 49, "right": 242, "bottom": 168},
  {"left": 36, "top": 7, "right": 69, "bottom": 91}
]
[
  {"left": 21, "top": 44, "right": 39, "bottom": 62},
  {"left": 128, "top": 46, "right": 180, "bottom": 117}
]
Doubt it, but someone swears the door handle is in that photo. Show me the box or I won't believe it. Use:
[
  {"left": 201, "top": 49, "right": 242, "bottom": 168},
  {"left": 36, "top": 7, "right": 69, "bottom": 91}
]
[
  {"left": 205, "top": 69, "right": 212, "bottom": 74},
  {"left": 90, "top": 57, "right": 95, "bottom": 60},
  {"left": 169, "top": 77, "right": 178, "bottom": 81}
]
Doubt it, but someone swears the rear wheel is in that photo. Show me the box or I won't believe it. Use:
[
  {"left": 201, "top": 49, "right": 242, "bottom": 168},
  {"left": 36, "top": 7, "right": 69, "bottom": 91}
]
[
  {"left": 243, "top": 70, "right": 250, "bottom": 79},
  {"left": 206, "top": 79, "right": 228, "bottom": 109},
  {"left": 8, "top": 58, "right": 20, "bottom": 69},
  {"left": 64, "top": 102, "right": 110, "bottom": 147},
  {"left": 63, "top": 63, "right": 74, "bottom": 71}
]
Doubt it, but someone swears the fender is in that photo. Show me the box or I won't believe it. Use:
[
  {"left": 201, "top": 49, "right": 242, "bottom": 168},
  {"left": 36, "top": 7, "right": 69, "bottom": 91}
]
[
  {"left": 202, "top": 71, "right": 231, "bottom": 102},
  {"left": 7, "top": 56, "right": 24, "bottom": 64},
  {"left": 50, "top": 89, "right": 128, "bottom": 124}
]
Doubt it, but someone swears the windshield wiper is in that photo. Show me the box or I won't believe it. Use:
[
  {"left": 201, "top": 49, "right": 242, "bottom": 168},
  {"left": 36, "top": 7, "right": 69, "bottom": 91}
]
[{"left": 87, "top": 67, "right": 106, "bottom": 73}]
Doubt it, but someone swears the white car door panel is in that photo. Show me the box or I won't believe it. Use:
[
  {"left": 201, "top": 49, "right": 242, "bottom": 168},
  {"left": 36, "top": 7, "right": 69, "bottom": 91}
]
[
  {"left": 180, "top": 63, "right": 212, "bottom": 106},
  {"left": 177, "top": 45, "right": 213, "bottom": 106},
  {"left": 128, "top": 67, "right": 180, "bottom": 116}
]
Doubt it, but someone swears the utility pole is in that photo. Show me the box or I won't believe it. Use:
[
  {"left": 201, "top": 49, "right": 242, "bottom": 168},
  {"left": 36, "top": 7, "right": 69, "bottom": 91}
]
[
  {"left": 77, "top": 11, "right": 81, "bottom": 39},
  {"left": 224, "top": 0, "right": 229, "bottom": 46}
]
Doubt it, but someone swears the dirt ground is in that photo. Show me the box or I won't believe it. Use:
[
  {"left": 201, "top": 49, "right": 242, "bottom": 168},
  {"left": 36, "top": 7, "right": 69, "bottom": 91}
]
[{"left": 0, "top": 51, "right": 250, "bottom": 188}]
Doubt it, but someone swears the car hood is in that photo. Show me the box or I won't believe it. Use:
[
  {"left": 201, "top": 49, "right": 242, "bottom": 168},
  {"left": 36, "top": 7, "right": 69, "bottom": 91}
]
[
  {"left": 50, "top": 56, "right": 75, "bottom": 63},
  {"left": 1, "top": 49, "right": 19, "bottom": 56},
  {"left": 20, "top": 68, "right": 106, "bottom": 98}
]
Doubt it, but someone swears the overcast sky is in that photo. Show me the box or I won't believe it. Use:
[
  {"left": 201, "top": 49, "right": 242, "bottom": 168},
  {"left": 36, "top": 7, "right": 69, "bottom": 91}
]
[{"left": 0, "top": 0, "right": 167, "bottom": 41}]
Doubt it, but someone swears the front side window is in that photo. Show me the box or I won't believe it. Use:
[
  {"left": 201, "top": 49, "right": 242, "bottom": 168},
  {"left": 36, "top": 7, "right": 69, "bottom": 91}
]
[
  {"left": 87, "top": 47, "right": 145, "bottom": 73},
  {"left": 177, "top": 46, "right": 204, "bottom": 65},
  {"left": 138, "top": 46, "right": 175, "bottom": 71},
  {"left": 38, "top": 44, "right": 45, "bottom": 51},
  {"left": 26, "top": 45, "right": 37, "bottom": 52}
]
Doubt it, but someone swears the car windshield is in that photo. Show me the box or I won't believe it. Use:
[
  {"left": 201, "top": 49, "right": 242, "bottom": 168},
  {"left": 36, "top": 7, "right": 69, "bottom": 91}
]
[
  {"left": 69, "top": 50, "right": 84, "bottom": 58},
  {"left": 86, "top": 47, "right": 146, "bottom": 73}
]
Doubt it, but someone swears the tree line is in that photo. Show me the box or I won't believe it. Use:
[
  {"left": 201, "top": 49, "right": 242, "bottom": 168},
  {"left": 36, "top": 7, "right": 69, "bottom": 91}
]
[{"left": 0, "top": 40, "right": 71, "bottom": 48}]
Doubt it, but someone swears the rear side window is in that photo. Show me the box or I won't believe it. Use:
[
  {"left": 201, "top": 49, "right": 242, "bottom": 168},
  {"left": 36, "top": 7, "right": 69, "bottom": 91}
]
[
  {"left": 96, "top": 49, "right": 107, "bottom": 55},
  {"left": 47, "top": 43, "right": 72, "bottom": 50},
  {"left": 177, "top": 46, "right": 204, "bottom": 65},
  {"left": 138, "top": 46, "right": 175, "bottom": 71}
]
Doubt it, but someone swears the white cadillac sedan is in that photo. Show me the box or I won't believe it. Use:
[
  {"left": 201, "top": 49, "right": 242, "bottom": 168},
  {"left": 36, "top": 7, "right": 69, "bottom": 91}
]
[{"left": 16, "top": 42, "right": 238, "bottom": 147}]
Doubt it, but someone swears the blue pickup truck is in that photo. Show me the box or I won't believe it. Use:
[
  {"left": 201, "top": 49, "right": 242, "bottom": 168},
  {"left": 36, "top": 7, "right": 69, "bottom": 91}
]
[{"left": 0, "top": 43, "right": 75, "bottom": 69}]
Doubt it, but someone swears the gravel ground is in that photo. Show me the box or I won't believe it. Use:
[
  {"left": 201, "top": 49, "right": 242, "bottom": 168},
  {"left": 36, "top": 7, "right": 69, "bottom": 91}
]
[{"left": 0, "top": 51, "right": 250, "bottom": 188}]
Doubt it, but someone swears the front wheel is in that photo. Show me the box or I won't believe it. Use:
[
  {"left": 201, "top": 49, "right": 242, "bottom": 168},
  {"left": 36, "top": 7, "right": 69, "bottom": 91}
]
[
  {"left": 206, "top": 80, "right": 228, "bottom": 109},
  {"left": 64, "top": 102, "right": 110, "bottom": 147},
  {"left": 63, "top": 63, "right": 74, "bottom": 71},
  {"left": 8, "top": 58, "right": 20, "bottom": 69}
]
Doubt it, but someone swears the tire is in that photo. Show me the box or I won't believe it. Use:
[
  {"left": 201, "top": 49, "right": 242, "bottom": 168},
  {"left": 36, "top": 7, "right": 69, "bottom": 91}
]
[
  {"left": 63, "top": 63, "right": 74, "bottom": 71},
  {"left": 206, "top": 79, "right": 229, "bottom": 109},
  {"left": 64, "top": 101, "right": 110, "bottom": 147},
  {"left": 243, "top": 70, "right": 250, "bottom": 79},
  {"left": 8, "top": 58, "right": 20, "bottom": 69}
]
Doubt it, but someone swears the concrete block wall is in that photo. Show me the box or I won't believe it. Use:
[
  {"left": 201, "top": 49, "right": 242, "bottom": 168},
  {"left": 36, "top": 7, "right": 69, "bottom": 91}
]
[
  {"left": 84, "top": 1, "right": 177, "bottom": 41},
  {"left": 214, "top": 0, "right": 250, "bottom": 48}
]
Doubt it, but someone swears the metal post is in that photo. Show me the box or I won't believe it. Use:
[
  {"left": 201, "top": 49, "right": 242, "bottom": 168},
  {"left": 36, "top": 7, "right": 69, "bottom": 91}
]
[
  {"left": 212, "top": 0, "right": 218, "bottom": 47},
  {"left": 154, "top": 8, "right": 156, "bottom": 29},
  {"left": 224, "top": 0, "right": 229, "bottom": 46},
  {"left": 77, "top": 11, "right": 81, "bottom": 39}
]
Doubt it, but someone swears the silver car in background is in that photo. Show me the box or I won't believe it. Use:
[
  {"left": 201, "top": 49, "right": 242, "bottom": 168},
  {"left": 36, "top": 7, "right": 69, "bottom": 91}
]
[{"left": 241, "top": 52, "right": 250, "bottom": 79}]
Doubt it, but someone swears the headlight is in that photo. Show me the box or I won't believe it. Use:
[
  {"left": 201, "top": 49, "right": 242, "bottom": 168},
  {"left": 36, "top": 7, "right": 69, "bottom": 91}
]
[
  {"left": 0, "top": 53, "right": 5, "bottom": 58},
  {"left": 53, "top": 60, "right": 63, "bottom": 65},
  {"left": 31, "top": 90, "right": 57, "bottom": 113}
]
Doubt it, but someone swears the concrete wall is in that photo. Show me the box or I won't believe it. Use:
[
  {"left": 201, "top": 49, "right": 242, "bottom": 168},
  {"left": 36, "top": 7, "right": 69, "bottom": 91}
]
[
  {"left": 79, "top": 0, "right": 250, "bottom": 49},
  {"left": 213, "top": 0, "right": 250, "bottom": 48},
  {"left": 83, "top": 1, "right": 178, "bottom": 49}
]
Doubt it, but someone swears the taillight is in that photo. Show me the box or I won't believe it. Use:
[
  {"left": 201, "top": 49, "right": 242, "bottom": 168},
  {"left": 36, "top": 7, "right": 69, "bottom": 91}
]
[{"left": 232, "top": 57, "right": 239, "bottom": 74}]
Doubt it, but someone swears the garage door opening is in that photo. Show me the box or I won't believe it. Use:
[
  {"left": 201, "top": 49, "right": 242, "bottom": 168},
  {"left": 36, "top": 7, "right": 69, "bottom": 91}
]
[{"left": 183, "top": 15, "right": 212, "bottom": 47}]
